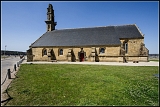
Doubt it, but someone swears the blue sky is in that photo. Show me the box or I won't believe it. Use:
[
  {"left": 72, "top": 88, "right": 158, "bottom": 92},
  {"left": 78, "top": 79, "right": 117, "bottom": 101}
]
[{"left": 1, "top": 1, "right": 159, "bottom": 54}]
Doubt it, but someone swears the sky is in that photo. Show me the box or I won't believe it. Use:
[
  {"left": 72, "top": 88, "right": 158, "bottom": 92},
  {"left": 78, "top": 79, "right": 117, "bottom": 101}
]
[{"left": 1, "top": 1, "right": 159, "bottom": 54}]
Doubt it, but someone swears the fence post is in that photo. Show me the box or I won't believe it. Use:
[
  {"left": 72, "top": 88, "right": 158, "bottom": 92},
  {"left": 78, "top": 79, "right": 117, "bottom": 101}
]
[
  {"left": 14, "top": 64, "right": 16, "bottom": 71},
  {"left": 17, "top": 62, "right": 19, "bottom": 67},
  {"left": 8, "top": 69, "right": 11, "bottom": 79}
]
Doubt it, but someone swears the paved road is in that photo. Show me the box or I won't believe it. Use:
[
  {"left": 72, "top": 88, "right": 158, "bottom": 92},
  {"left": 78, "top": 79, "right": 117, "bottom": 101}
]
[
  {"left": 1, "top": 56, "right": 24, "bottom": 105},
  {"left": 1, "top": 56, "right": 21, "bottom": 84}
]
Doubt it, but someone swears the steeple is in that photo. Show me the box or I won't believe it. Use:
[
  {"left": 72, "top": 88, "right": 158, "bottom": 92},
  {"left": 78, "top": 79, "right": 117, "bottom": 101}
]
[{"left": 45, "top": 4, "right": 57, "bottom": 31}]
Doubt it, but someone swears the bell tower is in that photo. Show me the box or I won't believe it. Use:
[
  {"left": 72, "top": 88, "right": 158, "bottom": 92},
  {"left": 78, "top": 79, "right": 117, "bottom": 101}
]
[{"left": 45, "top": 4, "right": 57, "bottom": 31}]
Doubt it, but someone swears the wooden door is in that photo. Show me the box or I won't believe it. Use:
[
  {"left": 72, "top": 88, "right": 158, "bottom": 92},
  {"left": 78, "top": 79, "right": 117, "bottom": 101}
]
[{"left": 80, "top": 53, "right": 84, "bottom": 62}]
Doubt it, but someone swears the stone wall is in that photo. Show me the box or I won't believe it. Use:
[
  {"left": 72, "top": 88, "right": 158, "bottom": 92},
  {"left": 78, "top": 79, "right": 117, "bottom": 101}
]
[
  {"left": 126, "top": 56, "right": 148, "bottom": 62},
  {"left": 30, "top": 46, "right": 121, "bottom": 62},
  {"left": 105, "top": 46, "right": 120, "bottom": 56},
  {"left": 98, "top": 56, "right": 119, "bottom": 62},
  {"left": 27, "top": 38, "right": 148, "bottom": 62},
  {"left": 120, "top": 39, "right": 144, "bottom": 56},
  {"left": 27, "top": 48, "right": 33, "bottom": 62}
]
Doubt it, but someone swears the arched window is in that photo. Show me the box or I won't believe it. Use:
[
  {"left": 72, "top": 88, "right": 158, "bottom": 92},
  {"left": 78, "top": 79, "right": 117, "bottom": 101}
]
[
  {"left": 123, "top": 42, "right": 128, "bottom": 54},
  {"left": 100, "top": 48, "right": 105, "bottom": 54},
  {"left": 42, "top": 48, "right": 47, "bottom": 56},
  {"left": 59, "top": 49, "right": 63, "bottom": 55}
]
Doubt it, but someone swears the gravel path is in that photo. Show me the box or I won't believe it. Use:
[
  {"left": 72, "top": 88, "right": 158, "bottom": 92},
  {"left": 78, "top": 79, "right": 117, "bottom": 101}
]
[{"left": 23, "top": 61, "right": 159, "bottom": 66}]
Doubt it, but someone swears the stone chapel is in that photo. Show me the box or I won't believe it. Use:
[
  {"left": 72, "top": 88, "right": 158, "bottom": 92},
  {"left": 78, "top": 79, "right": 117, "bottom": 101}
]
[{"left": 27, "top": 4, "right": 149, "bottom": 62}]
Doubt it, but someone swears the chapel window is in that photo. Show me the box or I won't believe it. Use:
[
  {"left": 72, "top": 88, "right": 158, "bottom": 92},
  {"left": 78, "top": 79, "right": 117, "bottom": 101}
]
[
  {"left": 100, "top": 48, "right": 105, "bottom": 54},
  {"left": 124, "top": 42, "right": 128, "bottom": 54},
  {"left": 42, "top": 48, "right": 47, "bottom": 56},
  {"left": 59, "top": 49, "right": 63, "bottom": 55}
]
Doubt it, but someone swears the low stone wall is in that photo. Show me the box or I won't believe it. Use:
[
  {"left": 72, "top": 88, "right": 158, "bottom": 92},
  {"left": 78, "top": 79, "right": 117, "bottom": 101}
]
[
  {"left": 98, "top": 56, "right": 119, "bottom": 62},
  {"left": 125, "top": 56, "right": 148, "bottom": 62}
]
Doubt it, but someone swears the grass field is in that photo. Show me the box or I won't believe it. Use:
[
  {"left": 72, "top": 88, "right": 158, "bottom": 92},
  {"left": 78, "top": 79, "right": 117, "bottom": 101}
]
[
  {"left": 149, "top": 60, "right": 159, "bottom": 62},
  {"left": 6, "top": 64, "right": 159, "bottom": 106},
  {"left": 149, "top": 57, "right": 159, "bottom": 62}
]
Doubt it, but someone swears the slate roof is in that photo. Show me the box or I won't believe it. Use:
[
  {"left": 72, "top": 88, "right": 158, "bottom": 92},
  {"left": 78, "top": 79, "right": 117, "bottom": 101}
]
[
  {"left": 114, "top": 24, "right": 144, "bottom": 39},
  {"left": 30, "top": 24, "right": 144, "bottom": 47}
]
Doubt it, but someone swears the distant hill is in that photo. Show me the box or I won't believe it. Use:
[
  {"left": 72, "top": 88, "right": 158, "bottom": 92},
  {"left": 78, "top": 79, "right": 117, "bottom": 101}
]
[{"left": 1, "top": 50, "right": 26, "bottom": 55}]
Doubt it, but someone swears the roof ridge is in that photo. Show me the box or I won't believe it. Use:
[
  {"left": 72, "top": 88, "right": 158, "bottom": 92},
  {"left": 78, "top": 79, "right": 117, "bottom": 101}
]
[
  {"left": 55, "top": 24, "right": 136, "bottom": 31},
  {"left": 113, "top": 24, "right": 135, "bottom": 27},
  {"left": 56, "top": 26, "right": 107, "bottom": 31}
]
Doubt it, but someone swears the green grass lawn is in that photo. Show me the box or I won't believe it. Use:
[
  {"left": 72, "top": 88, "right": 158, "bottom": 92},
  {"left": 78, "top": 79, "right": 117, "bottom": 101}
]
[
  {"left": 149, "top": 60, "right": 159, "bottom": 62},
  {"left": 149, "top": 58, "right": 159, "bottom": 62},
  {"left": 6, "top": 64, "right": 159, "bottom": 106}
]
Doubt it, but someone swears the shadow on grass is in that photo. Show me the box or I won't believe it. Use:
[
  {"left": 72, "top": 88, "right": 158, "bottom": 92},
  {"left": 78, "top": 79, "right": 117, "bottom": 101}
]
[{"left": 1, "top": 97, "right": 13, "bottom": 106}]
